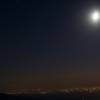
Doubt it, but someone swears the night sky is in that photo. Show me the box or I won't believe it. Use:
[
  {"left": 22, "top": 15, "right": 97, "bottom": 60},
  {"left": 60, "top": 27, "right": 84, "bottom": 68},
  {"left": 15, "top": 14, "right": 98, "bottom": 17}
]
[{"left": 1, "top": 0, "right": 100, "bottom": 90}]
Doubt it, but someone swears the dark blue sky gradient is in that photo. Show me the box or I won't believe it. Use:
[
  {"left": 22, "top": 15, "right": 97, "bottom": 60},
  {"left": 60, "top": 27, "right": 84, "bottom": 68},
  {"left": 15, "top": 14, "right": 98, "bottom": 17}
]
[{"left": 1, "top": 0, "right": 100, "bottom": 90}]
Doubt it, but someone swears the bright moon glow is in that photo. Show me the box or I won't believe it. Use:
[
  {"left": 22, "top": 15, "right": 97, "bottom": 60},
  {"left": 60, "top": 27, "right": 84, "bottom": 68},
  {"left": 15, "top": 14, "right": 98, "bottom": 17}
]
[{"left": 90, "top": 11, "right": 100, "bottom": 23}]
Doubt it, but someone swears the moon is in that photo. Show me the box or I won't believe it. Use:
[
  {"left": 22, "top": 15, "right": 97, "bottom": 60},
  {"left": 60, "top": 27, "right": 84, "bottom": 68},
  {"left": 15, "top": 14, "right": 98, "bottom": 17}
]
[{"left": 90, "top": 10, "right": 100, "bottom": 23}]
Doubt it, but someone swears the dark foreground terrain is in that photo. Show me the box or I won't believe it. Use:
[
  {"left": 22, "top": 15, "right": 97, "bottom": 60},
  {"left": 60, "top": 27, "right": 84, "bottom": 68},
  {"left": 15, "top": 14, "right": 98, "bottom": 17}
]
[{"left": 0, "top": 91, "right": 100, "bottom": 100}]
